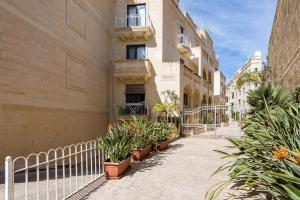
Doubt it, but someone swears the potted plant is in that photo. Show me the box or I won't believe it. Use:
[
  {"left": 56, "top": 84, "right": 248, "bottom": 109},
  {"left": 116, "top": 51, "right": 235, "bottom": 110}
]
[
  {"left": 152, "top": 122, "right": 174, "bottom": 151},
  {"left": 98, "top": 123, "right": 134, "bottom": 179},
  {"left": 127, "top": 117, "right": 154, "bottom": 161}
]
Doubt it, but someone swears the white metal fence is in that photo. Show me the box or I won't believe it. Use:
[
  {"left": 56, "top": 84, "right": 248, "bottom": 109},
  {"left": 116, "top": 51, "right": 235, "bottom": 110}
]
[
  {"left": 4, "top": 140, "right": 105, "bottom": 200},
  {"left": 182, "top": 104, "right": 244, "bottom": 137}
]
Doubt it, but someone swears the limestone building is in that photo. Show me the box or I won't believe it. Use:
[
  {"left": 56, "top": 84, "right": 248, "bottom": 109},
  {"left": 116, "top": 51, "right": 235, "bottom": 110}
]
[
  {"left": 112, "top": 0, "right": 222, "bottom": 121},
  {"left": 268, "top": 0, "right": 300, "bottom": 91},
  {"left": 226, "top": 51, "right": 263, "bottom": 114},
  {"left": 0, "top": 0, "right": 224, "bottom": 169}
]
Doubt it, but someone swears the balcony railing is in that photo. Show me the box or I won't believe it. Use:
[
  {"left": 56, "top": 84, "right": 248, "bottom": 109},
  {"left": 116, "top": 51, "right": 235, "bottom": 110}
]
[
  {"left": 115, "top": 14, "right": 152, "bottom": 28},
  {"left": 115, "top": 14, "right": 154, "bottom": 41},
  {"left": 177, "top": 34, "right": 190, "bottom": 46},
  {"left": 177, "top": 34, "right": 192, "bottom": 56},
  {"left": 116, "top": 102, "right": 149, "bottom": 117}
]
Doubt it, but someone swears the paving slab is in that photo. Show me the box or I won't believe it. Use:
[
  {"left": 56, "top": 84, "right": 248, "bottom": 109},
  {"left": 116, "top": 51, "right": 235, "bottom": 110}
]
[{"left": 86, "top": 136, "right": 234, "bottom": 200}]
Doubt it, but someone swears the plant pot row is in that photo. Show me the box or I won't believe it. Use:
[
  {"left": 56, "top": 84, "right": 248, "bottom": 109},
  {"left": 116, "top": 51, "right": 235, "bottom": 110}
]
[{"left": 104, "top": 140, "right": 171, "bottom": 179}]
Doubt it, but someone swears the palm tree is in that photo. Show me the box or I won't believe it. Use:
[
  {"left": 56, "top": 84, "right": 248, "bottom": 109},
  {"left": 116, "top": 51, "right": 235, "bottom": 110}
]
[
  {"left": 153, "top": 102, "right": 174, "bottom": 121},
  {"left": 236, "top": 71, "right": 264, "bottom": 89}
]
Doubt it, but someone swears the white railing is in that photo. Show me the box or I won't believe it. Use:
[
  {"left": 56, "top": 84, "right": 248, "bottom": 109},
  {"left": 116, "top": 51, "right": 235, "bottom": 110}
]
[
  {"left": 177, "top": 34, "right": 191, "bottom": 48},
  {"left": 116, "top": 101, "right": 149, "bottom": 116},
  {"left": 115, "top": 14, "right": 152, "bottom": 29},
  {"left": 4, "top": 140, "right": 105, "bottom": 200}
]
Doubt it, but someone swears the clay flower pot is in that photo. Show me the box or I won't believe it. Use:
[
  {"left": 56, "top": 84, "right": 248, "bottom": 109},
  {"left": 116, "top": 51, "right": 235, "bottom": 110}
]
[
  {"left": 104, "top": 156, "right": 131, "bottom": 179},
  {"left": 132, "top": 145, "right": 152, "bottom": 161},
  {"left": 156, "top": 140, "right": 170, "bottom": 151}
]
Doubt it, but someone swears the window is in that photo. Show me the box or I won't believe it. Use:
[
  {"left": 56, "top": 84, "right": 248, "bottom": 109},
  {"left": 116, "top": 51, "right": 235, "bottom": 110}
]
[
  {"left": 231, "top": 92, "right": 234, "bottom": 99},
  {"left": 208, "top": 72, "right": 212, "bottom": 84},
  {"left": 125, "top": 84, "right": 145, "bottom": 103},
  {"left": 243, "top": 101, "right": 245, "bottom": 107},
  {"left": 202, "top": 69, "right": 207, "bottom": 80},
  {"left": 127, "top": 4, "right": 146, "bottom": 27},
  {"left": 254, "top": 83, "right": 258, "bottom": 88},
  {"left": 254, "top": 68, "right": 258, "bottom": 72},
  {"left": 243, "top": 87, "right": 245, "bottom": 94},
  {"left": 184, "top": 93, "right": 188, "bottom": 106},
  {"left": 180, "top": 26, "right": 184, "bottom": 34},
  {"left": 126, "top": 45, "right": 146, "bottom": 59}
]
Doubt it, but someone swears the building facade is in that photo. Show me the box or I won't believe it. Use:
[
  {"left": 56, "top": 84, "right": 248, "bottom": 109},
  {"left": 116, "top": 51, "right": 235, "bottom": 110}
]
[
  {"left": 226, "top": 51, "right": 263, "bottom": 114},
  {"left": 0, "top": 0, "right": 224, "bottom": 169},
  {"left": 0, "top": 0, "right": 114, "bottom": 169},
  {"left": 268, "top": 0, "right": 300, "bottom": 91},
  {"left": 112, "top": 0, "right": 222, "bottom": 121}
]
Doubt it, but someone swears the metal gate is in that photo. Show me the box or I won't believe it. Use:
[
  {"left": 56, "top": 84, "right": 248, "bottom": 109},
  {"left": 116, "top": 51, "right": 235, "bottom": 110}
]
[{"left": 181, "top": 104, "right": 243, "bottom": 138}]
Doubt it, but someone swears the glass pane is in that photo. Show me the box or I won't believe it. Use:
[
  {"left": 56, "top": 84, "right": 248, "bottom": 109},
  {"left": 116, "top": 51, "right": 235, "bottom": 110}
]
[
  {"left": 137, "top": 46, "right": 146, "bottom": 59},
  {"left": 136, "top": 5, "right": 146, "bottom": 26},
  {"left": 127, "top": 6, "right": 137, "bottom": 26},
  {"left": 127, "top": 46, "right": 136, "bottom": 59}
]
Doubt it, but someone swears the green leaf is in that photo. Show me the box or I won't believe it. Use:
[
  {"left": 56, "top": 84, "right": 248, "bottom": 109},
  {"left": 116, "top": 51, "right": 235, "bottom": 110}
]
[{"left": 280, "top": 184, "right": 300, "bottom": 200}]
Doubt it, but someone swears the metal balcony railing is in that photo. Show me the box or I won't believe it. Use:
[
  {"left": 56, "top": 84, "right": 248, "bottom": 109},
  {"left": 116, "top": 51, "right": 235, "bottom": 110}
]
[
  {"left": 115, "top": 14, "right": 152, "bottom": 29},
  {"left": 177, "top": 34, "right": 191, "bottom": 48},
  {"left": 116, "top": 102, "right": 149, "bottom": 116}
]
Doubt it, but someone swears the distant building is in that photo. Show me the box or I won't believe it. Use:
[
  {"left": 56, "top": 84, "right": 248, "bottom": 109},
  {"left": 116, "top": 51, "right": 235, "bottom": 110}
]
[
  {"left": 268, "top": 0, "right": 300, "bottom": 91},
  {"left": 226, "top": 51, "right": 264, "bottom": 114}
]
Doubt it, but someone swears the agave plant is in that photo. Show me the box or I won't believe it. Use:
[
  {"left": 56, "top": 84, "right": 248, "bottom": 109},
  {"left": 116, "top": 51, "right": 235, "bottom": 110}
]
[
  {"left": 97, "top": 123, "right": 134, "bottom": 163},
  {"left": 207, "top": 84, "right": 300, "bottom": 200},
  {"left": 151, "top": 122, "right": 175, "bottom": 144},
  {"left": 125, "top": 117, "right": 155, "bottom": 149}
]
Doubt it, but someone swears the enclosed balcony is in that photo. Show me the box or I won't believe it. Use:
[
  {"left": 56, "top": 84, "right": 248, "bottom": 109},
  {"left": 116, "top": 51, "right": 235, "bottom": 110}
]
[
  {"left": 114, "top": 59, "right": 152, "bottom": 82},
  {"left": 115, "top": 14, "right": 154, "bottom": 42},
  {"left": 177, "top": 34, "right": 192, "bottom": 57}
]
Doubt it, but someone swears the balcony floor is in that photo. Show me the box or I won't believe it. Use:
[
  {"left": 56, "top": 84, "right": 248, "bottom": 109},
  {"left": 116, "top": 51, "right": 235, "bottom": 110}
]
[{"left": 85, "top": 130, "right": 242, "bottom": 200}]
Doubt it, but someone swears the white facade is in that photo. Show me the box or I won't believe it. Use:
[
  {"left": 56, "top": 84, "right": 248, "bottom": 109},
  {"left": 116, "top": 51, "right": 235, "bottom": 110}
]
[
  {"left": 214, "top": 71, "right": 227, "bottom": 104},
  {"left": 226, "top": 51, "right": 263, "bottom": 113}
]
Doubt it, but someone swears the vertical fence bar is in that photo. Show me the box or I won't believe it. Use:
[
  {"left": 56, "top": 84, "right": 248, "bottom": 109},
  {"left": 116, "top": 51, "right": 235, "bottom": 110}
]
[
  {"left": 69, "top": 148, "right": 72, "bottom": 194},
  {"left": 90, "top": 144, "right": 93, "bottom": 181},
  {"left": 46, "top": 155, "right": 49, "bottom": 200},
  {"left": 62, "top": 151, "right": 65, "bottom": 198},
  {"left": 80, "top": 145, "right": 83, "bottom": 187},
  {"left": 5, "top": 156, "right": 13, "bottom": 200},
  {"left": 55, "top": 152, "right": 58, "bottom": 200},
  {"left": 36, "top": 157, "right": 39, "bottom": 200},
  {"left": 25, "top": 159, "right": 28, "bottom": 200},
  {"left": 75, "top": 147, "right": 78, "bottom": 191}
]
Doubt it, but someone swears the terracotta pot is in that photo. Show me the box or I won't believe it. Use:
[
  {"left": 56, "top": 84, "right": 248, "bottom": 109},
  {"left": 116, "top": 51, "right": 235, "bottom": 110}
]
[
  {"left": 132, "top": 145, "right": 152, "bottom": 161},
  {"left": 156, "top": 140, "right": 170, "bottom": 151},
  {"left": 104, "top": 156, "right": 131, "bottom": 179}
]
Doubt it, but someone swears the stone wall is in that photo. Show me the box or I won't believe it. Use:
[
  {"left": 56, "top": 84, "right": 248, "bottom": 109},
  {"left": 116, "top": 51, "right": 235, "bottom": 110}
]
[
  {"left": 268, "top": 0, "right": 300, "bottom": 91},
  {"left": 0, "top": 0, "right": 114, "bottom": 170}
]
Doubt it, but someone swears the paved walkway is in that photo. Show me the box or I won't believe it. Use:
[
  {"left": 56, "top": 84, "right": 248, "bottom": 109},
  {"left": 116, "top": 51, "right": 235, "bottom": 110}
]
[{"left": 86, "top": 135, "right": 234, "bottom": 200}]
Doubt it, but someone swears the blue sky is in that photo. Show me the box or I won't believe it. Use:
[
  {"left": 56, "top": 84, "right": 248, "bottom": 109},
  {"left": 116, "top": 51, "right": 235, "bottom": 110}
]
[{"left": 180, "top": 0, "right": 277, "bottom": 81}]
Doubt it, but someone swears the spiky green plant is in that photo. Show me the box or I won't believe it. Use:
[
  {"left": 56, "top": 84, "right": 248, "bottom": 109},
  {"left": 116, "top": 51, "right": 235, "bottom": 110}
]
[
  {"left": 97, "top": 123, "right": 134, "bottom": 163},
  {"left": 206, "top": 84, "right": 300, "bottom": 200},
  {"left": 125, "top": 117, "right": 155, "bottom": 149},
  {"left": 151, "top": 122, "right": 175, "bottom": 144}
]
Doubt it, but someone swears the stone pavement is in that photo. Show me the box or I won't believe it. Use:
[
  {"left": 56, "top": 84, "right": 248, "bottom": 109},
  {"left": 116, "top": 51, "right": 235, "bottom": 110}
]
[{"left": 85, "top": 135, "right": 235, "bottom": 200}]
